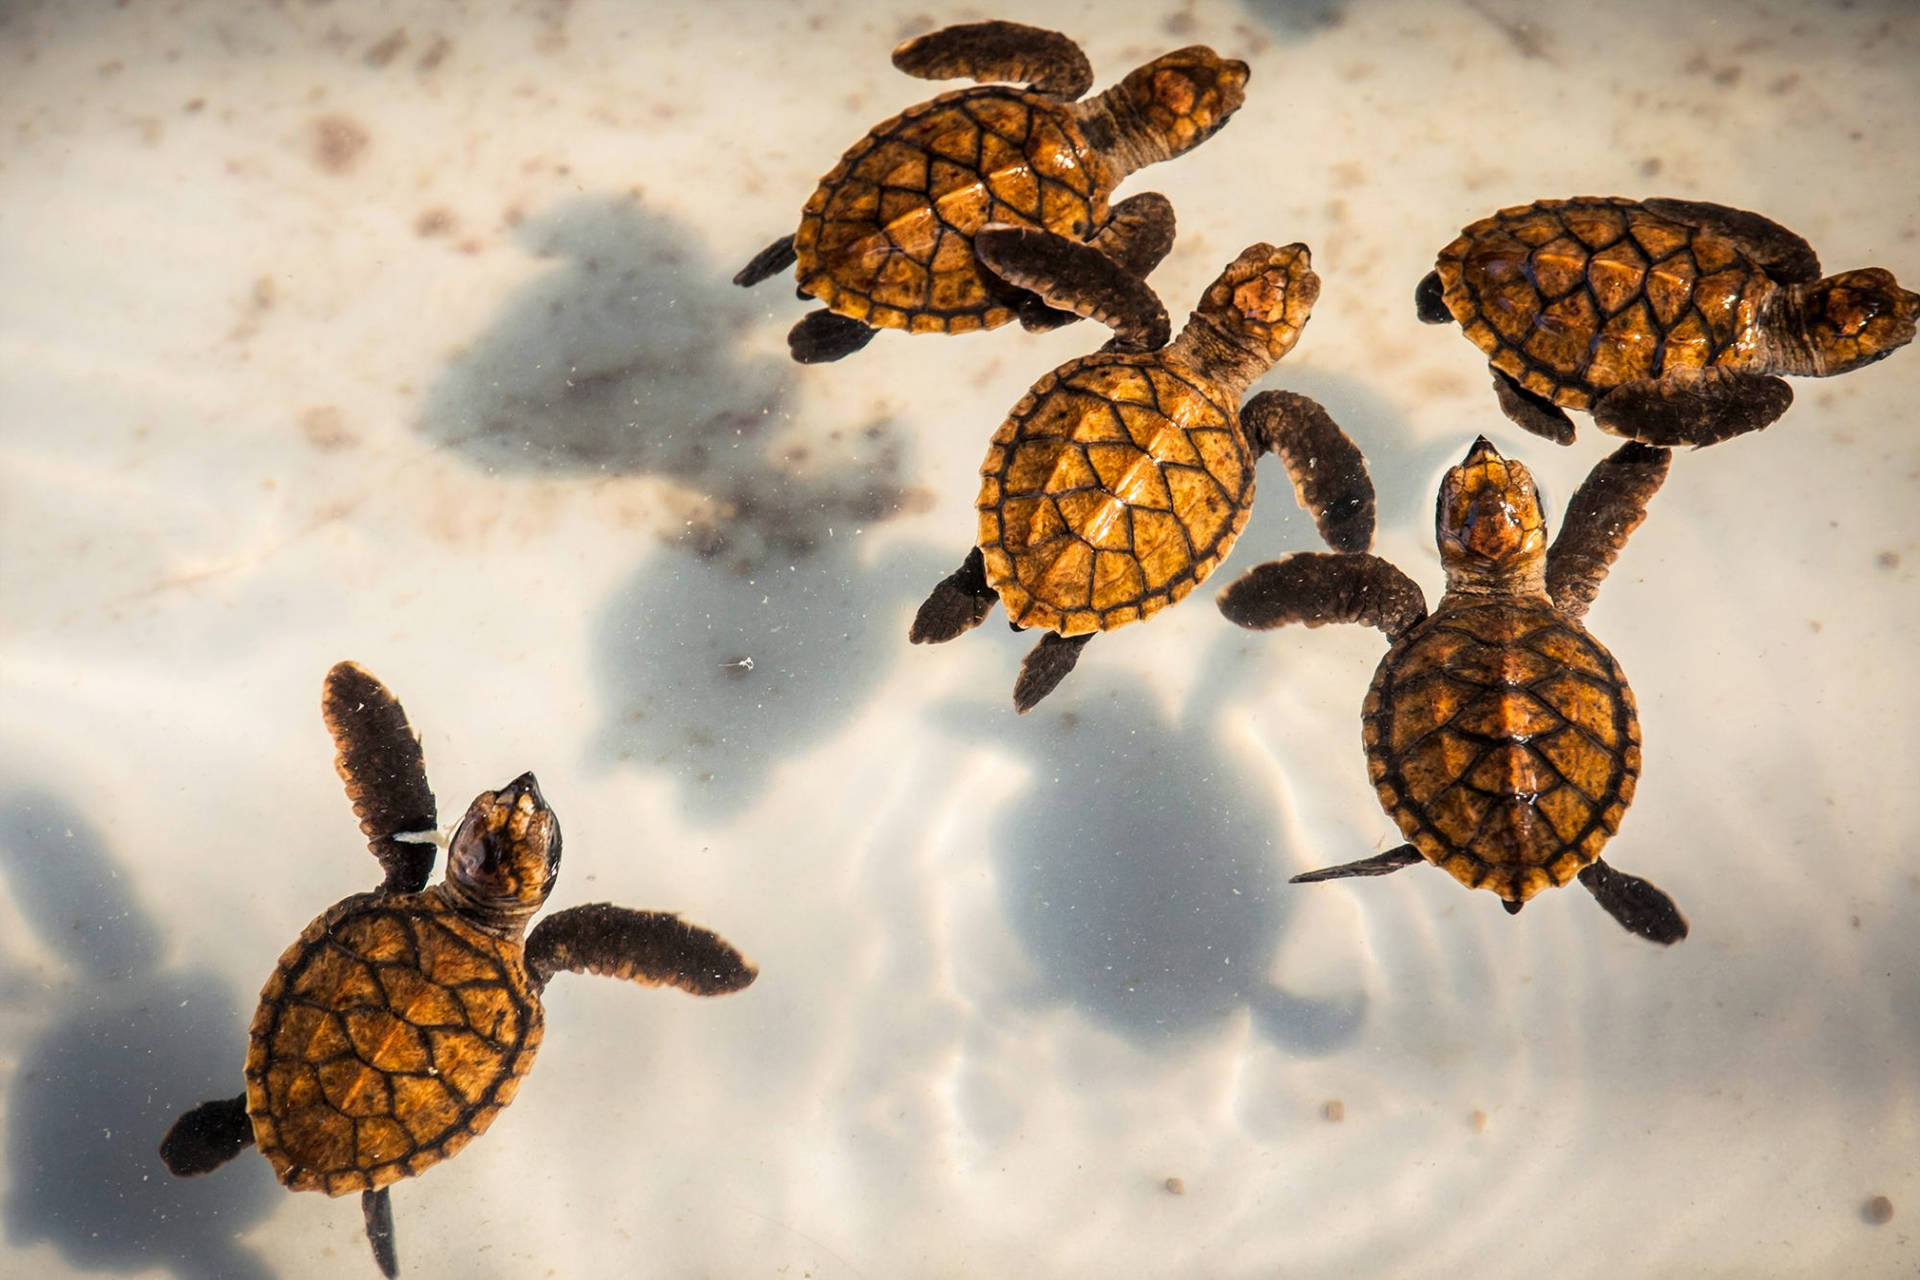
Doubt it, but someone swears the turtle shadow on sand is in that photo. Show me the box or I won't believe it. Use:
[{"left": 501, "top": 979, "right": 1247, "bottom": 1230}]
[
  {"left": 932, "top": 635, "right": 1366, "bottom": 1052},
  {"left": 0, "top": 790, "right": 276, "bottom": 1280},
  {"left": 417, "top": 189, "right": 940, "bottom": 823}
]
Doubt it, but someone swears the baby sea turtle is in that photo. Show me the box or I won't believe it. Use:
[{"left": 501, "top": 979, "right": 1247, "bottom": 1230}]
[
  {"left": 733, "top": 19, "right": 1248, "bottom": 363},
  {"left": 1417, "top": 196, "right": 1920, "bottom": 446},
  {"left": 1218, "top": 437, "right": 1687, "bottom": 943},
  {"left": 912, "top": 240, "right": 1374, "bottom": 712},
  {"left": 158, "top": 663, "right": 756, "bottom": 1276}
]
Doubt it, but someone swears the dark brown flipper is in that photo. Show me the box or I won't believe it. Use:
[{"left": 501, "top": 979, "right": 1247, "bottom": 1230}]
[
  {"left": 363, "top": 1188, "right": 398, "bottom": 1279},
  {"left": 891, "top": 20, "right": 1094, "bottom": 99},
  {"left": 1546, "top": 441, "right": 1671, "bottom": 621},
  {"left": 732, "top": 235, "right": 796, "bottom": 288},
  {"left": 1592, "top": 368, "right": 1792, "bottom": 447},
  {"left": 1087, "top": 192, "right": 1177, "bottom": 284},
  {"left": 323, "top": 662, "right": 437, "bottom": 896},
  {"left": 1492, "top": 368, "right": 1577, "bottom": 445},
  {"left": 158, "top": 1094, "right": 253, "bottom": 1177},
  {"left": 1414, "top": 271, "right": 1451, "bottom": 324},
  {"left": 1241, "top": 389, "right": 1376, "bottom": 554},
  {"left": 1291, "top": 844, "right": 1423, "bottom": 883},
  {"left": 526, "top": 904, "right": 758, "bottom": 996},
  {"left": 975, "top": 227, "right": 1170, "bottom": 352},
  {"left": 1012, "top": 632, "right": 1093, "bottom": 713},
  {"left": 788, "top": 309, "right": 879, "bottom": 363},
  {"left": 1641, "top": 197, "right": 1822, "bottom": 285},
  {"left": 1577, "top": 860, "right": 1689, "bottom": 945},
  {"left": 1217, "top": 552, "right": 1427, "bottom": 641},
  {"left": 910, "top": 547, "right": 996, "bottom": 643}
]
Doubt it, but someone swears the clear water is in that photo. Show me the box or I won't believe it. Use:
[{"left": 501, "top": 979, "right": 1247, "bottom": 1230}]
[{"left": 3, "top": 1, "right": 1917, "bottom": 1276}]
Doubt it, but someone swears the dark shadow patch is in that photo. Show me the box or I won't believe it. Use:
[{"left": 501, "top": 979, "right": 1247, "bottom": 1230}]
[
  {"left": 0, "top": 790, "right": 277, "bottom": 1280},
  {"left": 933, "top": 636, "right": 1366, "bottom": 1052}
]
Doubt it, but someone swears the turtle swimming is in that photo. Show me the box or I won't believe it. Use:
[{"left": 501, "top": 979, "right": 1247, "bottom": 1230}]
[
  {"left": 158, "top": 662, "right": 756, "bottom": 1276},
  {"left": 733, "top": 19, "right": 1248, "bottom": 362},
  {"left": 1218, "top": 436, "right": 1687, "bottom": 943},
  {"left": 1417, "top": 196, "right": 1919, "bottom": 446},
  {"left": 912, "top": 240, "right": 1374, "bottom": 712}
]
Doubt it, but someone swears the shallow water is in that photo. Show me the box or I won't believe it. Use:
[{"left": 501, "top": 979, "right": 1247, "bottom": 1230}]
[{"left": 3, "top": 1, "right": 1918, "bottom": 1276}]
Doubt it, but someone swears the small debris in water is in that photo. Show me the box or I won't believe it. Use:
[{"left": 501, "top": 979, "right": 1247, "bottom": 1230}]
[
  {"left": 1163, "top": 1176, "right": 1186, "bottom": 1196},
  {"left": 1470, "top": 1110, "right": 1489, "bottom": 1134},
  {"left": 1322, "top": 1099, "right": 1345, "bottom": 1123},
  {"left": 1864, "top": 1195, "right": 1894, "bottom": 1225}
]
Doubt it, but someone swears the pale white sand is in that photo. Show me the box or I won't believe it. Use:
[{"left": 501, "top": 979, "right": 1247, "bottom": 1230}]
[{"left": 2, "top": 1, "right": 1917, "bottom": 1276}]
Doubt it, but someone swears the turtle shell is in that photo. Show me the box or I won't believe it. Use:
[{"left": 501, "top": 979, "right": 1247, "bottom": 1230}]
[
  {"left": 245, "top": 889, "right": 543, "bottom": 1196},
  {"left": 795, "top": 86, "right": 1111, "bottom": 335},
  {"left": 1432, "top": 196, "right": 1775, "bottom": 410},
  {"left": 977, "top": 352, "right": 1251, "bottom": 635},
  {"left": 1362, "top": 597, "right": 1639, "bottom": 904}
]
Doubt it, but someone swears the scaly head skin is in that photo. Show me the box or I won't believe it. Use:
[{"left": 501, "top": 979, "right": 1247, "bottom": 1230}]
[
  {"left": 1171, "top": 242, "right": 1319, "bottom": 397},
  {"left": 1777, "top": 268, "right": 1920, "bottom": 376},
  {"left": 1082, "top": 46, "right": 1248, "bottom": 176},
  {"left": 1436, "top": 437, "right": 1548, "bottom": 598},
  {"left": 441, "top": 772, "right": 561, "bottom": 934}
]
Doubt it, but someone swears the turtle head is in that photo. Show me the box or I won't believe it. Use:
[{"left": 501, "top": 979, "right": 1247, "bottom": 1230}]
[
  {"left": 444, "top": 772, "right": 561, "bottom": 928},
  {"left": 1436, "top": 437, "right": 1548, "bottom": 593},
  {"left": 1097, "top": 46, "right": 1248, "bottom": 169},
  {"left": 1178, "top": 243, "right": 1319, "bottom": 391},
  {"left": 1790, "top": 268, "right": 1920, "bottom": 375}
]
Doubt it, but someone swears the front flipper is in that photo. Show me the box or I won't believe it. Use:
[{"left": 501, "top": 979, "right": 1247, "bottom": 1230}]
[
  {"left": 788, "top": 309, "right": 879, "bottom": 364},
  {"left": 974, "top": 228, "right": 1170, "bottom": 352},
  {"left": 891, "top": 21, "right": 1093, "bottom": 99},
  {"left": 1291, "top": 844, "right": 1423, "bottom": 883},
  {"left": 910, "top": 547, "right": 997, "bottom": 644},
  {"left": 1217, "top": 552, "right": 1427, "bottom": 641},
  {"left": 1577, "top": 860, "right": 1689, "bottom": 945},
  {"left": 1546, "top": 441, "right": 1671, "bottom": 621},
  {"left": 1087, "top": 192, "right": 1177, "bottom": 284},
  {"left": 363, "top": 1188, "right": 399, "bottom": 1279},
  {"left": 323, "top": 662, "right": 437, "bottom": 896},
  {"left": 158, "top": 1094, "right": 253, "bottom": 1177},
  {"left": 1641, "top": 198, "right": 1821, "bottom": 284},
  {"left": 732, "top": 235, "right": 797, "bottom": 288},
  {"left": 526, "top": 904, "right": 758, "bottom": 996},
  {"left": 1592, "top": 368, "right": 1792, "bottom": 447},
  {"left": 1492, "top": 368, "right": 1577, "bottom": 445},
  {"left": 1241, "top": 389, "right": 1376, "bottom": 554},
  {"left": 1012, "top": 632, "right": 1092, "bottom": 714}
]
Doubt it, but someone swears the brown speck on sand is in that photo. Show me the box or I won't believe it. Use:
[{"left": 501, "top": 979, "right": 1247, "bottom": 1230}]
[
  {"left": 1323, "top": 1099, "right": 1345, "bottom": 1123},
  {"left": 414, "top": 206, "right": 456, "bottom": 237},
  {"left": 1864, "top": 1195, "right": 1894, "bottom": 1225},
  {"left": 310, "top": 115, "right": 370, "bottom": 173},
  {"left": 365, "top": 28, "right": 408, "bottom": 68},
  {"left": 1163, "top": 1176, "right": 1186, "bottom": 1196},
  {"left": 1470, "top": 1109, "right": 1489, "bottom": 1133},
  {"left": 1876, "top": 550, "right": 1900, "bottom": 570},
  {"left": 417, "top": 35, "right": 454, "bottom": 72},
  {"left": 300, "top": 406, "right": 357, "bottom": 451},
  {"left": 1639, "top": 157, "right": 1663, "bottom": 177},
  {"left": 184, "top": 97, "right": 206, "bottom": 113},
  {"left": 1164, "top": 4, "right": 1198, "bottom": 36}
]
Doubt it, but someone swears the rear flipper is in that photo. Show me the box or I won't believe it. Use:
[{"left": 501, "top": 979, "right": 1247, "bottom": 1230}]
[
  {"left": 158, "top": 1093, "right": 253, "bottom": 1177},
  {"left": 911, "top": 548, "right": 997, "bottom": 643},
  {"left": 1592, "top": 368, "right": 1791, "bottom": 447},
  {"left": 1290, "top": 844, "right": 1423, "bottom": 883},
  {"left": 363, "top": 1188, "right": 399, "bottom": 1278},
  {"left": 733, "top": 235, "right": 797, "bottom": 288},
  {"left": 1012, "top": 632, "right": 1092, "bottom": 713},
  {"left": 1241, "top": 389, "right": 1375, "bottom": 554},
  {"left": 789, "top": 309, "right": 878, "bottom": 364},
  {"left": 1577, "top": 860, "right": 1689, "bottom": 945},
  {"left": 1492, "top": 368, "right": 1577, "bottom": 445},
  {"left": 1414, "top": 271, "right": 1451, "bottom": 324}
]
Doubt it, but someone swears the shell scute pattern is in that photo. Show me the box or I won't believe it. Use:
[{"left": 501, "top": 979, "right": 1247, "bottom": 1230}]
[
  {"left": 1364, "top": 598, "right": 1640, "bottom": 900},
  {"left": 977, "top": 355, "right": 1250, "bottom": 635},
  {"left": 246, "top": 893, "right": 542, "bottom": 1196},
  {"left": 796, "top": 89, "right": 1107, "bottom": 334},
  {"left": 1437, "top": 196, "right": 1773, "bottom": 408}
]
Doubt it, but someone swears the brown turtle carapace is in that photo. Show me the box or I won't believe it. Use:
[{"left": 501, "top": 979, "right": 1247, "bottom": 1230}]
[
  {"left": 1418, "top": 196, "right": 1919, "bottom": 446},
  {"left": 1218, "top": 436, "right": 1687, "bottom": 944},
  {"left": 158, "top": 663, "right": 757, "bottom": 1276},
  {"left": 733, "top": 19, "right": 1248, "bottom": 362},
  {"left": 910, "top": 241, "right": 1374, "bottom": 713}
]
